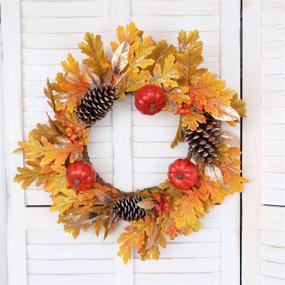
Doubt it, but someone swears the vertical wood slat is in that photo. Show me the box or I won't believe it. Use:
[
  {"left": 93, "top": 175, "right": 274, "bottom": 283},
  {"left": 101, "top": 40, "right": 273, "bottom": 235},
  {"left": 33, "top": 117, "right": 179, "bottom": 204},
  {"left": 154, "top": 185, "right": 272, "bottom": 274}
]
[
  {"left": 2, "top": 0, "right": 27, "bottom": 284},
  {"left": 242, "top": 1, "right": 262, "bottom": 284},
  {"left": 0, "top": 5, "right": 7, "bottom": 285},
  {"left": 220, "top": 1, "right": 241, "bottom": 284},
  {"left": 111, "top": 1, "right": 134, "bottom": 285}
]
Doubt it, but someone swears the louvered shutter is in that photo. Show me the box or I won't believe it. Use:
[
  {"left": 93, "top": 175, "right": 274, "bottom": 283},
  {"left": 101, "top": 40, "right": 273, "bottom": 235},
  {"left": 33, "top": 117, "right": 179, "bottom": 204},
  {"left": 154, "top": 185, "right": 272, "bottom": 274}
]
[{"left": 2, "top": 1, "right": 242, "bottom": 284}]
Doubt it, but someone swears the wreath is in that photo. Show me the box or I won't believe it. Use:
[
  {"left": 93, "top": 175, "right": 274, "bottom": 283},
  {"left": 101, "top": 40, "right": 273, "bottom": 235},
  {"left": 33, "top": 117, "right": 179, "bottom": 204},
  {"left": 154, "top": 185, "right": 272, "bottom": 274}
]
[{"left": 15, "top": 23, "right": 247, "bottom": 263}]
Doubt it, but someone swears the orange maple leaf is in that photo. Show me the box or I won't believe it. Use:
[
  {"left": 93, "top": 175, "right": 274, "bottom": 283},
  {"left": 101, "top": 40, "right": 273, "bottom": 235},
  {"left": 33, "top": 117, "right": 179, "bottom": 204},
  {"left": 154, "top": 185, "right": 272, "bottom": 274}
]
[
  {"left": 59, "top": 54, "right": 90, "bottom": 111},
  {"left": 189, "top": 72, "right": 235, "bottom": 117},
  {"left": 181, "top": 110, "right": 206, "bottom": 131}
]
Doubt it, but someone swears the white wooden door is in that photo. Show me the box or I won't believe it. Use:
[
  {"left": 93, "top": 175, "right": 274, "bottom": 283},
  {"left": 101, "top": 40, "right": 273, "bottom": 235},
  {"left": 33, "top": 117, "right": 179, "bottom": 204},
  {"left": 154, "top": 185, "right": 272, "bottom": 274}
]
[
  {"left": 242, "top": 1, "right": 285, "bottom": 284},
  {"left": 2, "top": 1, "right": 242, "bottom": 284}
]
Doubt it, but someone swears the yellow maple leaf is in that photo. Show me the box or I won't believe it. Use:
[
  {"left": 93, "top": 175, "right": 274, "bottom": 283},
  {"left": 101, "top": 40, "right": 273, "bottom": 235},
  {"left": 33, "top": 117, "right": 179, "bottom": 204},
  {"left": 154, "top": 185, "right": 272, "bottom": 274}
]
[
  {"left": 177, "top": 30, "right": 203, "bottom": 53},
  {"left": 171, "top": 192, "right": 204, "bottom": 234},
  {"left": 78, "top": 33, "right": 111, "bottom": 81},
  {"left": 176, "top": 30, "right": 206, "bottom": 87},
  {"left": 50, "top": 187, "right": 78, "bottom": 214},
  {"left": 151, "top": 40, "right": 177, "bottom": 66},
  {"left": 181, "top": 110, "right": 206, "bottom": 131},
  {"left": 153, "top": 54, "right": 179, "bottom": 88},
  {"left": 231, "top": 93, "right": 246, "bottom": 117},
  {"left": 128, "top": 36, "right": 156, "bottom": 72},
  {"left": 125, "top": 70, "right": 152, "bottom": 93},
  {"left": 28, "top": 122, "right": 67, "bottom": 144},
  {"left": 111, "top": 22, "right": 143, "bottom": 52},
  {"left": 14, "top": 160, "right": 55, "bottom": 189},
  {"left": 45, "top": 167, "right": 66, "bottom": 194}
]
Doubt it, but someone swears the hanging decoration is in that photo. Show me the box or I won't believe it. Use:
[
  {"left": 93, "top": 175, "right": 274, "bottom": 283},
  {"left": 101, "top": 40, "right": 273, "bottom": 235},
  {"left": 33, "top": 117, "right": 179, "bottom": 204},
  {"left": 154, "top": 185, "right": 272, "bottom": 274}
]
[{"left": 14, "top": 23, "right": 247, "bottom": 263}]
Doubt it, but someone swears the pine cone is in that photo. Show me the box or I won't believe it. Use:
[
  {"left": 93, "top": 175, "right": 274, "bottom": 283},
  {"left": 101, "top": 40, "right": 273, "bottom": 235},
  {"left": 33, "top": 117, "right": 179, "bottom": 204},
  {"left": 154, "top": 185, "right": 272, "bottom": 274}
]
[
  {"left": 111, "top": 195, "right": 147, "bottom": 221},
  {"left": 76, "top": 85, "right": 118, "bottom": 126},
  {"left": 184, "top": 117, "right": 221, "bottom": 164}
]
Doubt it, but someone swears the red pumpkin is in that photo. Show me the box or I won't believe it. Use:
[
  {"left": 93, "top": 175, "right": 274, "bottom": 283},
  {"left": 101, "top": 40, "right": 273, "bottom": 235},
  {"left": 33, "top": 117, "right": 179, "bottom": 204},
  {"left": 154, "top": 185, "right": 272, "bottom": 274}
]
[
  {"left": 66, "top": 161, "right": 96, "bottom": 191},
  {"left": 168, "top": 159, "right": 198, "bottom": 190},
  {"left": 135, "top": 85, "right": 167, "bottom": 115}
]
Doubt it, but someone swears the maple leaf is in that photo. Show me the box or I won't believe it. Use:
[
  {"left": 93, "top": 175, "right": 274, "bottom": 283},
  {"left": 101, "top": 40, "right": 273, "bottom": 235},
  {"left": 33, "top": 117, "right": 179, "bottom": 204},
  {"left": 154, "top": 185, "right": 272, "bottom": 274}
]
[
  {"left": 167, "top": 88, "right": 191, "bottom": 105},
  {"left": 125, "top": 70, "right": 152, "bottom": 93},
  {"left": 151, "top": 40, "right": 177, "bottom": 67},
  {"left": 17, "top": 137, "right": 83, "bottom": 172},
  {"left": 50, "top": 187, "right": 79, "bottom": 214},
  {"left": 14, "top": 160, "right": 55, "bottom": 189},
  {"left": 198, "top": 175, "right": 228, "bottom": 205},
  {"left": 28, "top": 122, "right": 67, "bottom": 144},
  {"left": 78, "top": 33, "right": 111, "bottom": 81},
  {"left": 176, "top": 30, "right": 207, "bottom": 88},
  {"left": 40, "top": 137, "right": 83, "bottom": 171},
  {"left": 181, "top": 109, "right": 206, "bottom": 131},
  {"left": 220, "top": 162, "right": 248, "bottom": 193},
  {"left": 59, "top": 54, "right": 90, "bottom": 111},
  {"left": 16, "top": 140, "right": 47, "bottom": 160},
  {"left": 177, "top": 30, "right": 203, "bottom": 53},
  {"left": 171, "top": 191, "right": 204, "bottom": 234},
  {"left": 157, "top": 214, "right": 178, "bottom": 239},
  {"left": 231, "top": 93, "right": 246, "bottom": 117},
  {"left": 117, "top": 214, "right": 157, "bottom": 264},
  {"left": 45, "top": 167, "right": 66, "bottom": 194},
  {"left": 189, "top": 72, "right": 236, "bottom": 118},
  {"left": 153, "top": 54, "right": 179, "bottom": 88},
  {"left": 128, "top": 36, "right": 156, "bottom": 72},
  {"left": 111, "top": 22, "right": 143, "bottom": 51}
]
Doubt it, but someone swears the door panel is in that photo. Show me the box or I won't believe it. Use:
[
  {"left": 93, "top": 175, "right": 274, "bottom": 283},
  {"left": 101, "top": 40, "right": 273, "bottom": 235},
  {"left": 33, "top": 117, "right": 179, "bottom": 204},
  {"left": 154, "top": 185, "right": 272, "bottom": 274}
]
[{"left": 4, "top": 0, "right": 241, "bottom": 284}]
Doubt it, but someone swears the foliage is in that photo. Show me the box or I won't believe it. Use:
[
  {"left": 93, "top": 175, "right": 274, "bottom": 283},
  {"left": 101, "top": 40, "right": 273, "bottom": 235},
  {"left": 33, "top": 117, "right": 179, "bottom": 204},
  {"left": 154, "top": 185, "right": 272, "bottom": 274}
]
[{"left": 14, "top": 22, "right": 247, "bottom": 264}]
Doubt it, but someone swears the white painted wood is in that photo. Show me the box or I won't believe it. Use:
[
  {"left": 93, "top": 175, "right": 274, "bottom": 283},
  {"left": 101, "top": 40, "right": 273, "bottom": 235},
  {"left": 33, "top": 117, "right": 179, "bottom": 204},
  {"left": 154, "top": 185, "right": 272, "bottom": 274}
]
[
  {"left": 132, "top": 0, "right": 220, "bottom": 16},
  {"left": 28, "top": 274, "right": 113, "bottom": 285},
  {"left": 0, "top": 6, "right": 7, "bottom": 285},
  {"left": 134, "top": 258, "right": 220, "bottom": 272},
  {"left": 242, "top": 1, "right": 262, "bottom": 284},
  {"left": 220, "top": 1, "right": 241, "bottom": 284},
  {"left": 21, "top": 1, "right": 109, "bottom": 17},
  {"left": 22, "top": 17, "right": 110, "bottom": 33},
  {"left": 135, "top": 273, "right": 220, "bottom": 285},
  {"left": 110, "top": 1, "right": 134, "bottom": 284},
  {"left": 2, "top": 1, "right": 28, "bottom": 284}
]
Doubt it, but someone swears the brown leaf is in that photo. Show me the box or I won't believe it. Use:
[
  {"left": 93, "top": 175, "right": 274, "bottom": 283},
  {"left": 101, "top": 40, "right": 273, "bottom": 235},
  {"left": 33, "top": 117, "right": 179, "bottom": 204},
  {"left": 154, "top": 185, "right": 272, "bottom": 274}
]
[
  {"left": 221, "top": 131, "right": 240, "bottom": 147},
  {"left": 145, "top": 224, "right": 160, "bottom": 250},
  {"left": 212, "top": 106, "right": 240, "bottom": 122},
  {"left": 92, "top": 189, "right": 113, "bottom": 203},
  {"left": 171, "top": 116, "right": 185, "bottom": 149},
  {"left": 137, "top": 198, "right": 155, "bottom": 210},
  {"left": 204, "top": 165, "right": 223, "bottom": 183},
  {"left": 111, "top": 41, "right": 130, "bottom": 75}
]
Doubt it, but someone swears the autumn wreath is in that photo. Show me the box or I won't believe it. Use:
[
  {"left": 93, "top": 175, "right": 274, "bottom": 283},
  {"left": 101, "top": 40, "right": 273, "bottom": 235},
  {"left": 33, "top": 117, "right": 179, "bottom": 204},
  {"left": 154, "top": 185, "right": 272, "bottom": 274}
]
[{"left": 15, "top": 23, "right": 247, "bottom": 263}]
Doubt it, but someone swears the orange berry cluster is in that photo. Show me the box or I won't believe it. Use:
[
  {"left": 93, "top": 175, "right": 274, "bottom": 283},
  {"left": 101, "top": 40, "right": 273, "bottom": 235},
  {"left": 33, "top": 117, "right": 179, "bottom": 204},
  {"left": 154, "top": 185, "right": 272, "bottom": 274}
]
[
  {"left": 154, "top": 194, "right": 171, "bottom": 214},
  {"left": 174, "top": 102, "right": 191, "bottom": 115},
  {"left": 65, "top": 123, "right": 84, "bottom": 145}
]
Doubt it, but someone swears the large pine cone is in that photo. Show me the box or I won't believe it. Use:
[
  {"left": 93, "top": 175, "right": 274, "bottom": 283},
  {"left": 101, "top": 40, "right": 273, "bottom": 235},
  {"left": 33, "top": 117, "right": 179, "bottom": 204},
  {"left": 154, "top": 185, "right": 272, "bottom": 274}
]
[
  {"left": 111, "top": 195, "right": 147, "bottom": 222},
  {"left": 184, "top": 116, "right": 221, "bottom": 164},
  {"left": 76, "top": 85, "right": 118, "bottom": 126}
]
